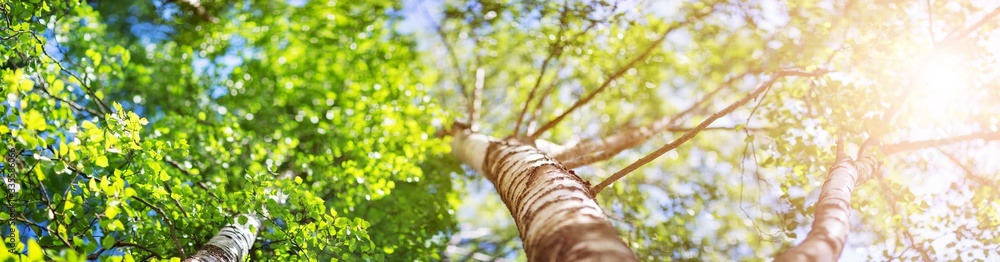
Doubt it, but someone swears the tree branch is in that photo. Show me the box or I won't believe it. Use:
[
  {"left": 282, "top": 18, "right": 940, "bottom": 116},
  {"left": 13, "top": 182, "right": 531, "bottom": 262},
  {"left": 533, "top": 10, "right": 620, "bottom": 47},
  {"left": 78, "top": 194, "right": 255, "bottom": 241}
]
[
  {"left": 590, "top": 68, "right": 828, "bottom": 195},
  {"left": 555, "top": 68, "right": 757, "bottom": 166},
  {"left": 880, "top": 131, "right": 1000, "bottom": 154},
  {"left": 528, "top": 7, "right": 715, "bottom": 140},
  {"left": 88, "top": 241, "right": 164, "bottom": 260},
  {"left": 131, "top": 195, "right": 187, "bottom": 257},
  {"left": 935, "top": 148, "right": 995, "bottom": 188},
  {"left": 525, "top": 71, "right": 561, "bottom": 133},
  {"left": 512, "top": 3, "right": 571, "bottom": 137},
  {"left": 30, "top": 32, "right": 111, "bottom": 116},
  {"left": 938, "top": 6, "right": 1000, "bottom": 46},
  {"left": 875, "top": 176, "right": 933, "bottom": 262},
  {"left": 164, "top": 157, "right": 221, "bottom": 201},
  {"left": 31, "top": 71, "right": 101, "bottom": 117},
  {"left": 422, "top": 5, "right": 470, "bottom": 111}
]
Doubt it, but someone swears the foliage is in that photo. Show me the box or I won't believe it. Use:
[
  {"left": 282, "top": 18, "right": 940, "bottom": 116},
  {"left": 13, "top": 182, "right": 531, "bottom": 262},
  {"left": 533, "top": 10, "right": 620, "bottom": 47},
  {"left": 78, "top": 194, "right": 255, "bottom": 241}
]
[
  {"left": 2, "top": 0, "right": 456, "bottom": 260},
  {"left": 425, "top": 0, "right": 1000, "bottom": 260}
]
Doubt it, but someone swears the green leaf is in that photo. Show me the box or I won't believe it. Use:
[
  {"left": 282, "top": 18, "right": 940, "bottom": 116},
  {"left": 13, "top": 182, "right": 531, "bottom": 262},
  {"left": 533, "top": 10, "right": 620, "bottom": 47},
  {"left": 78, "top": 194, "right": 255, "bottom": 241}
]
[
  {"left": 27, "top": 239, "right": 42, "bottom": 260},
  {"left": 23, "top": 110, "right": 47, "bottom": 131},
  {"left": 334, "top": 217, "right": 349, "bottom": 228},
  {"left": 82, "top": 120, "right": 97, "bottom": 130},
  {"left": 51, "top": 79, "right": 64, "bottom": 93},
  {"left": 96, "top": 155, "right": 109, "bottom": 167},
  {"left": 18, "top": 78, "right": 34, "bottom": 92},
  {"left": 102, "top": 236, "right": 115, "bottom": 249},
  {"left": 104, "top": 205, "right": 120, "bottom": 218}
]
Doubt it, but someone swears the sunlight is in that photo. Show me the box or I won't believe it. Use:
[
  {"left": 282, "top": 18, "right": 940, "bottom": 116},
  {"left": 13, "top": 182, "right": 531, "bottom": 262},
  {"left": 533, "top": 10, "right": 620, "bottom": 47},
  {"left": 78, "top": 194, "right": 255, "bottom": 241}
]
[{"left": 908, "top": 51, "right": 974, "bottom": 124}]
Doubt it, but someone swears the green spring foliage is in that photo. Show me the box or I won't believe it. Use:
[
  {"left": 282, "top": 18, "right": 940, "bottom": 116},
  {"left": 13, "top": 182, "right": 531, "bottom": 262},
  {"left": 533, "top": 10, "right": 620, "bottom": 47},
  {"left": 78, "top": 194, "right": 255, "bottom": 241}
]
[{"left": 2, "top": 0, "right": 458, "bottom": 260}]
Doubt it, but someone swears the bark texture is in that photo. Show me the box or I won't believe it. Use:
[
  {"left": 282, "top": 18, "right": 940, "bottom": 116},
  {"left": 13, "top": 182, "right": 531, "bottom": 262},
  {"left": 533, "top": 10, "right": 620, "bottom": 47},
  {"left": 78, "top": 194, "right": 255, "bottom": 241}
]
[
  {"left": 452, "top": 131, "right": 636, "bottom": 261},
  {"left": 184, "top": 214, "right": 260, "bottom": 262},
  {"left": 775, "top": 155, "right": 877, "bottom": 262}
]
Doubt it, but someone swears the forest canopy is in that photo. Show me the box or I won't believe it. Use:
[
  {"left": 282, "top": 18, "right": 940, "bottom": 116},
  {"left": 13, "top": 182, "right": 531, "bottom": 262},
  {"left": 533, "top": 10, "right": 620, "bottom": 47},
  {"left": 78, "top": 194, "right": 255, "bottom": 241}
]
[{"left": 1, "top": 0, "right": 999, "bottom": 261}]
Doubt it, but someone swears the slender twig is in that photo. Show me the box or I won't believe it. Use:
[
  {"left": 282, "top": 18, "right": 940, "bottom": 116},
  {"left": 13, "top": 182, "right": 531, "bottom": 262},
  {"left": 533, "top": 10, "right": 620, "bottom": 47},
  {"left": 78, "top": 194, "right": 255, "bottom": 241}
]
[
  {"left": 881, "top": 131, "right": 1000, "bottom": 154},
  {"left": 29, "top": 32, "right": 111, "bottom": 115},
  {"left": 558, "top": 68, "right": 759, "bottom": 167},
  {"left": 876, "top": 176, "right": 933, "bottom": 262},
  {"left": 528, "top": 7, "right": 716, "bottom": 140},
  {"left": 24, "top": 162, "right": 76, "bottom": 249},
  {"left": 513, "top": 3, "right": 571, "bottom": 136},
  {"left": 164, "top": 157, "right": 221, "bottom": 201},
  {"left": 130, "top": 196, "right": 186, "bottom": 257},
  {"left": 87, "top": 241, "right": 164, "bottom": 260},
  {"left": 938, "top": 6, "right": 1000, "bottom": 46},
  {"left": 162, "top": 182, "right": 190, "bottom": 218},
  {"left": 12, "top": 215, "right": 73, "bottom": 248},
  {"left": 422, "top": 4, "right": 469, "bottom": 100},
  {"left": 935, "top": 148, "right": 995, "bottom": 188},
  {"left": 525, "top": 71, "right": 562, "bottom": 132},
  {"left": 590, "top": 68, "right": 828, "bottom": 195}
]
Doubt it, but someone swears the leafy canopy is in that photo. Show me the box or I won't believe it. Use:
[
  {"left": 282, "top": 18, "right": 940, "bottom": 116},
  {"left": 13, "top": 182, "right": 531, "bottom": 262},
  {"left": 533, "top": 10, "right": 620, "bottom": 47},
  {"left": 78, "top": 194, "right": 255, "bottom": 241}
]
[{"left": 2, "top": 0, "right": 458, "bottom": 260}]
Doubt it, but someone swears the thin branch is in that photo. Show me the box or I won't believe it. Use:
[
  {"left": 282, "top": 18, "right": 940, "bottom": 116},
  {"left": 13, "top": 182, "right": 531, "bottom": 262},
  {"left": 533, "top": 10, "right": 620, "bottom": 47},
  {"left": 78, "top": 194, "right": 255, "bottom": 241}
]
[
  {"left": 513, "top": 3, "right": 571, "bottom": 136},
  {"left": 164, "top": 157, "right": 221, "bottom": 201},
  {"left": 131, "top": 195, "right": 186, "bottom": 257},
  {"left": 513, "top": 56, "right": 556, "bottom": 136},
  {"left": 528, "top": 8, "right": 715, "bottom": 140},
  {"left": 162, "top": 182, "right": 190, "bottom": 218},
  {"left": 938, "top": 6, "right": 1000, "bottom": 46},
  {"left": 935, "top": 148, "right": 995, "bottom": 188},
  {"left": 88, "top": 241, "right": 163, "bottom": 260},
  {"left": 590, "top": 68, "right": 829, "bottom": 195},
  {"left": 30, "top": 32, "right": 111, "bottom": 115},
  {"left": 525, "top": 70, "right": 562, "bottom": 132},
  {"left": 880, "top": 131, "right": 1000, "bottom": 154},
  {"left": 557, "top": 68, "right": 758, "bottom": 167},
  {"left": 31, "top": 71, "right": 101, "bottom": 116},
  {"left": 422, "top": 4, "right": 470, "bottom": 101},
  {"left": 875, "top": 176, "right": 933, "bottom": 262},
  {"left": 12, "top": 215, "right": 73, "bottom": 248}
]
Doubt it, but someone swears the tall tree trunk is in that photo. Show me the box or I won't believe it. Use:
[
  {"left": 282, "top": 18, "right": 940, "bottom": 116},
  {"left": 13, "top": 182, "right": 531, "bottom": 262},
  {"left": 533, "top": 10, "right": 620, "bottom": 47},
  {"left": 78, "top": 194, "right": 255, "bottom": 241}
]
[
  {"left": 184, "top": 214, "right": 260, "bottom": 262},
  {"left": 775, "top": 154, "right": 877, "bottom": 261},
  {"left": 451, "top": 130, "right": 637, "bottom": 261}
]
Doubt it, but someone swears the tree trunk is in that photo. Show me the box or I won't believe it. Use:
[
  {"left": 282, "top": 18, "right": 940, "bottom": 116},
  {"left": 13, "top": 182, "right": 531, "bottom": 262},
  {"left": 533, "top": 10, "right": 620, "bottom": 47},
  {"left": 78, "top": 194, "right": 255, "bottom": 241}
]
[
  {"left": 184, "top": 214, "right": 260, "bottom": 262},
  {"left": 451, "top": 131, "right": 637, "bottom": 261},
  {"left": 775, "top": 155, "right": 877, "bottom": 261}
]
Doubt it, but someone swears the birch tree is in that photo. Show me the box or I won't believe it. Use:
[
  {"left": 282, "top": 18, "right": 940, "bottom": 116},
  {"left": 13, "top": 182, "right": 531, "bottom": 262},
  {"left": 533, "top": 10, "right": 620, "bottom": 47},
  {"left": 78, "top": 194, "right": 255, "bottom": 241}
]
[
  {"left": 2, "top": 0, "right": 454, "bottom": 260},
  {"left": 425, "top": 0, "right": 1000, "bottom": 260}
]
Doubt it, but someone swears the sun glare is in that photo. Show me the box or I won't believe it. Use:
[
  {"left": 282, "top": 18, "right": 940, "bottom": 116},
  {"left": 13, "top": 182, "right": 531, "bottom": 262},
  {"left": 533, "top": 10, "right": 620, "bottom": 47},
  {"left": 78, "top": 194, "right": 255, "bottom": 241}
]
[{"left": 908, "top": 51, "right": 973, "bottom": 124}]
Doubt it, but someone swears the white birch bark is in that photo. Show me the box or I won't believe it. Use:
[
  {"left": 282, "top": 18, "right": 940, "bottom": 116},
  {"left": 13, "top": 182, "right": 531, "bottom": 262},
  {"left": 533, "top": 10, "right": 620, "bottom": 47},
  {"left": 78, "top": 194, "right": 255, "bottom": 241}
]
[
  {"left": 775, "top": 155, "right": 877, "bottom": 261},
  {"left": 452, "top": 131, "right": 636, "bottom": 261},
  {"left": 184, "top": 214, "right": 260, "bottom": 262}
]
